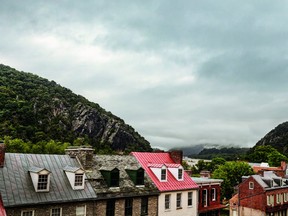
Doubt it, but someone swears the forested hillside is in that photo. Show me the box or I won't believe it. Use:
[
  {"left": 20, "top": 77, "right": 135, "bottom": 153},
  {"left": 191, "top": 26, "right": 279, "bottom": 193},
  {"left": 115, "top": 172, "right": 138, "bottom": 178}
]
[{"left": 0, "top": 64, "right": 152, "bottom": 153}]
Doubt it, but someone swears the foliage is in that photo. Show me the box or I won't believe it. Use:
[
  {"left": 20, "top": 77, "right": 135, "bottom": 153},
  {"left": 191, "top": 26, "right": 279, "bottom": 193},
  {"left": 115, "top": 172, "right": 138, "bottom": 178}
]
[
  {"left": 246, "top": 145, "right": 288, "bottom": 166},
  {"left": 212, "top": 161, "right": 254, "bottom": 199}
]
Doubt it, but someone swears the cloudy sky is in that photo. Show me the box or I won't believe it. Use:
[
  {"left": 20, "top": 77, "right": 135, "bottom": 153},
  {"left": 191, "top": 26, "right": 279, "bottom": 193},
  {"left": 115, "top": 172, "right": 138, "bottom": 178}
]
[{"left": 1, "top": 1, "right": 288, "bottom": 150}]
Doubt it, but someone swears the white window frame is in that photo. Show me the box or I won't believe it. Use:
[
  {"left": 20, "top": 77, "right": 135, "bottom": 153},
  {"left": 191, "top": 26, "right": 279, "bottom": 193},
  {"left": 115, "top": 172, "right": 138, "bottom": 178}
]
[
  {"left": 277, "top": 194, "right": 280, "bottom": 204},
  {"left": 267, "top": 195, "right": 270, "bottom": 206},
  {"left": 74, "top": 173, "right": 84, "bottom": 187},
  {"left": 188, "top": 192, "right": 193, "bottom": 207},
  {"left": 176, "top": 193, "right": 182, "bottom": 208},
  {"left": 178, "top": 168, "right": 183, "bottom": 180},
  {"left": 50, "top": 208, "right": 62, "bottom": 216},
  {"left": 211, "top": 188, "right": 216, "bottom": 201},
  {"left": 203, "top": 189, "right": 208, "bottom": 207},
  {"left": 21, "top": 210, "right": 35, "bottom": 216},
  {"left": 249, "top": 181, "right": 254, "bottom": 189},
  {"left": 165, "top": 194, "right": 171, "bottom": 210},
  {"left": 76, "top": 205, "right": 86, "bottom": 216}
]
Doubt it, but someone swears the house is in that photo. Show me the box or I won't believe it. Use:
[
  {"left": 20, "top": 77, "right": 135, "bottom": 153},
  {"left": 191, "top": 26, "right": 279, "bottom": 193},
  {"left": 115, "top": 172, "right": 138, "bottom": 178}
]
[
  {"left": 0, "top": 143, "right": 97, "bottom": 216},
  {"left": 230, "top": 171, "right": 288, "bottom": 216},
  {"left": 192, "top": 177, "right": 225, "bottom": 216},
  {"left": 66, "top": 147, "right": 159, "bottom": 216},
  {"left": 252, "top": 161, "right": 287, "bottom": 177},
  {"left": 132, "top": 151, "right": 199, "bottom": 216}
]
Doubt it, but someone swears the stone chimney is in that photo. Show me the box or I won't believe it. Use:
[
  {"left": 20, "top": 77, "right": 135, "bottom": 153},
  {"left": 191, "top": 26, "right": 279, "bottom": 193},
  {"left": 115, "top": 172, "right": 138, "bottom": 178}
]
[
  {"left": 0, "top": 143, "right": 5, "bottom": 168},
  {"left": 169, "top": 150, "right": 183, "bottom": 164},
  {"left": 65, "top": 146, "right": 94, "bottom": 169}
]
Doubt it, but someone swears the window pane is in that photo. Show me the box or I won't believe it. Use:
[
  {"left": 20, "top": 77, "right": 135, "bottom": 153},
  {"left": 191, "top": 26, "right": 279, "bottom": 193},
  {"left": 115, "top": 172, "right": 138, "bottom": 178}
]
[
  {"left": 111, "top": 169, "right": 119, "bottom": 187},
  {"left": 38, "top": 174, "right": 48, "bottom": 190},
  {"left": 177, "top": 193, "right": 182, "bottom": 208},
  {"left": 178, "top": 169, "right": 183, "bottom": 179},
  {"left": 141, "top": 197, "right": 148, "bottom": 216},
  {"left": 76, "top": 206, "right": 86, "bottom": 216},
  {"left": 165, "top": 194, "right": 170, "bottom": 209},
  {"left": 106, "top": 200, "right": 115, "bottom": 216},
  {"left": 75, "top": 174, "right": 83, "bottom": 186},
  {"left": 51, "top": 208, "right": 62, "bottom": 216},
  {"left": 161, "top": 169, "right": 166, "bottom": 181},
  {"left": 125, "top": 198, "right": 133, "bottom": 216},
  {"left": 188, "top": 192, "right": 193, "bottom": 206},
  {"left": 22, "top": 211, "right": 33, "bottom": 216}
]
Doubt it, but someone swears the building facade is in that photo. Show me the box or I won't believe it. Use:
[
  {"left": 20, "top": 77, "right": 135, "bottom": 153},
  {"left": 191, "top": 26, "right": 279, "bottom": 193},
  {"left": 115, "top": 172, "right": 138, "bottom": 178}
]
[
  {"left": 132, "top": 151, "right": 199, "bottom": 216},
  {"left": 192, "top": 177, "right": 225, "bottom": 216},
  {"left": 230, "top": 171, "right": 288, "bottom": 216}
]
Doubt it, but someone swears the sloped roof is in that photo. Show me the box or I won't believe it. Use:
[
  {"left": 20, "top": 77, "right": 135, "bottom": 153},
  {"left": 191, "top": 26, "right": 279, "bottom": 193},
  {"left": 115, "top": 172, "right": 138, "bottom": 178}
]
[
  {"left": 86, "top": 154, "right": 159, "bottom": 199},
  {"left": 132, "top": 152, "right": 198, "bottom": 192},
  {"left": 0, "top": 153, "right": 97, "bottom": 207}
]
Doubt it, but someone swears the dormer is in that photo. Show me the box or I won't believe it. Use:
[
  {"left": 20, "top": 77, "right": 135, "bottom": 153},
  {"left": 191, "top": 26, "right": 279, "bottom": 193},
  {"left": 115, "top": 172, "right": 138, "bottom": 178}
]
[
  {"left": 126, "top": 167, "right": 145, "bottom": 186},
  {"left": 100, "top": 167, "right": 120, "bottom": 187},
  {"left": 148, "top": 164, "right": 167, "bottom": 182},
  {"left": 63, "top": 165, "right": 85, "bottom": 190},
  {"left": 165, "top": 163, "right": 184, "bottom": 181},
  {"left": 29, "top": 166, "right": 51, "bottom": 192}
]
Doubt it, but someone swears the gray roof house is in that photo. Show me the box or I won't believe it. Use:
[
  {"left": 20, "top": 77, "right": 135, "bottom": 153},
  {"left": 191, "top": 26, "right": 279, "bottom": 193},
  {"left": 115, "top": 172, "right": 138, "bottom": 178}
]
[{"left": 0, "top": 144, "right": 97, "bottom": 216}]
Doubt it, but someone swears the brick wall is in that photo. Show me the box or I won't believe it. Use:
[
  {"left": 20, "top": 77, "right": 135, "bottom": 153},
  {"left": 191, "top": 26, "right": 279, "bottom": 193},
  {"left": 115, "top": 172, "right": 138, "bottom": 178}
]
[{"left": 5, "top": 201, "right": 96, "bottom": 216}]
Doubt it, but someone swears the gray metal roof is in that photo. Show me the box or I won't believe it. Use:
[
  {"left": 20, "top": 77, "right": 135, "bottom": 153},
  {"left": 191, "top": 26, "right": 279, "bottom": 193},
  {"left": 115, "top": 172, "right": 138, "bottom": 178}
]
[
  {"left": 0, "top": 153, "right": 97, "bottom": 207},
  {"left": 63, "top": 165, "right": 82, "bottom": 173},
  {"left": 192, "top": 177, "right": 223, "bottom": 185}
]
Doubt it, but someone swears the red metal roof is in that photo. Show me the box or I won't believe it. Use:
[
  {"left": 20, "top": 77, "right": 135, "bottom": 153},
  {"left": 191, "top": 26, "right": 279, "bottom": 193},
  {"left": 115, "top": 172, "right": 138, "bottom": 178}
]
[
  {"left": 132, "top": 152, "right": 198, "bottom": 192},
  {"left": 0, "top": 196, "right": 6, "bottom": 216}
]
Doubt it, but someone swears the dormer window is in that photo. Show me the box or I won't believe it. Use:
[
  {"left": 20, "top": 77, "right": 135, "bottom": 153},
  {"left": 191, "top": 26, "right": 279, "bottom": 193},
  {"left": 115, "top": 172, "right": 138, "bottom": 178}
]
[
  {"left": 161, "top": 168, "right": 167, "bottom": 181},
  {"left": 178, "top": 168, "right": 183, "bottom": 180},
  {"left": 100, "top": 167, "right": 120, "bottom": 187},
  {"left": 29, "top": 166, "right": 51, "bottom": 192},
  {"left": 64, "top": 165, "right": 85, "bottom": 190},
  {"left": 126, "top": 168, "right": 145, "bottom": 186}
]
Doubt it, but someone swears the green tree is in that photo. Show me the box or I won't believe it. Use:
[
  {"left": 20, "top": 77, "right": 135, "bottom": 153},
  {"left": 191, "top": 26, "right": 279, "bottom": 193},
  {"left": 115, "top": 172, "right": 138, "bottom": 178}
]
[
  {"left": 212, "top": 161, "right": 254, "bottom": 199},
  {"left": 268, "top": 151, "right": 288, "bottom": 167}
]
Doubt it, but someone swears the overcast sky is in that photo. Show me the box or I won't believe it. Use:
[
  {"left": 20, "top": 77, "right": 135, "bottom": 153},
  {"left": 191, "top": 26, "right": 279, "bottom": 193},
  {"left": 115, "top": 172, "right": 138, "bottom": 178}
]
[{"left": 1, "top": 1, "right": 288, "bottom": 150}]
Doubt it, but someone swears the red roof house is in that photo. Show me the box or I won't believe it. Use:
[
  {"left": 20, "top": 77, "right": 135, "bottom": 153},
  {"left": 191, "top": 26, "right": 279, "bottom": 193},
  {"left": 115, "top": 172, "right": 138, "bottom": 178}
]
[{"left": 132, "top": 151, "right": 199, "bottom": 216}]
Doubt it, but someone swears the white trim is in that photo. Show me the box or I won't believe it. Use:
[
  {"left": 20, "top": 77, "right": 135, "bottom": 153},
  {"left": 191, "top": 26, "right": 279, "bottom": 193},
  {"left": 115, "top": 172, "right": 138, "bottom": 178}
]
[
  {"left": 21, "top": 210, "right": 35, "bottom": 216},
  {"left": 76, "top": 205, "right": 86, "bottom": 216},
  {"left": 50, "top": 207, "right": 62, "bottom": 216}
]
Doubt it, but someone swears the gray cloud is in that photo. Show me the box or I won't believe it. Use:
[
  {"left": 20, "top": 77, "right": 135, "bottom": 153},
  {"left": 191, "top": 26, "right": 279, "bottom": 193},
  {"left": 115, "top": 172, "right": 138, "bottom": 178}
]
[{"left": 1, "top": 0, "right": 288, "bottom": 150}]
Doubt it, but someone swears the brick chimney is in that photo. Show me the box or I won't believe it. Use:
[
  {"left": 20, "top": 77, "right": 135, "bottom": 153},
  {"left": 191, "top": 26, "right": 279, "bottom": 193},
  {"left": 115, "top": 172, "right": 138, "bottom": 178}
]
[
  {"left": 0, "top": 143, "right": 5, "bottom": 168},
  {"left": 65, "top": 146, "right": 94, "bottom": 169},
  {"left": 169, "top": 150, "right": 183, "bottom": 164}
]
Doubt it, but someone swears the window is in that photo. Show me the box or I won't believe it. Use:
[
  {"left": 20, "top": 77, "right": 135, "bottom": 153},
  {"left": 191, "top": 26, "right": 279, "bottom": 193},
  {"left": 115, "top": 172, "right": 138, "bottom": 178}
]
[
  {"left": 75, "top": 174, "right": 84, "bottom": 186},
  {"left": 202, "top": 189, "right": 208, "bottom": 207},
  {"left": 106, "top": 200, "right": 115, "bottom": 216},
  {"left": 110, "top": 169, "right": 119, "bottom": 187},
  {"left": 51, "top": 208, "right": 62, "bottom": 216},
  {"left": 188, "top": 192, "right": 193, "bottom": 206},
  {"left": 141, "top": 197, "right": 148, "bottom": 216},
  {"left": 249, "top": 181, "right": 254, "bottom": 189},
  {"left": 125, "top": 198, "right": 133, "bottom": 216},
  {"left": 76, "top": 206, "right": 86, "bottom": 216},
  {"left": 277, "top": 194, "right": 280, "bottom": 204},
  {"left": 21, "top": 211, "right": 34, "bottom": 216},
  {"left": 136, "top": 169, "right": 144, "bottom": 185},
  {"left": 178, "top": 168, "right": 183, "bottom": 180},
  {"left": 165, "top": 194, "right": 171, "bottom": 210},
  {"left": 161, "top": 169, "right": 167, "bottom": 181},
  {"left": 176, "top": 193, "right": 182, "bottom": 208},
  {"left": 37, "top": 174, "right": 48, "bottom": 190},
  {"left": 267, "top": 195, "right": 270, "bottom": 205},
  {"left": 211, "top": 188, "right": 217, "bottom": 201}
]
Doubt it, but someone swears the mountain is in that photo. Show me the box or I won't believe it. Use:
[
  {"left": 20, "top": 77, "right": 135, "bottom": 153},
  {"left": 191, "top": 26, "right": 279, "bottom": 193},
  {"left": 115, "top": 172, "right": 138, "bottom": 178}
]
[
  {"left": 254, "top": 121, "right": 288, "bottom": 154},
  {"left": 0, "top": 64, "right": 152, "bottom": 153}
]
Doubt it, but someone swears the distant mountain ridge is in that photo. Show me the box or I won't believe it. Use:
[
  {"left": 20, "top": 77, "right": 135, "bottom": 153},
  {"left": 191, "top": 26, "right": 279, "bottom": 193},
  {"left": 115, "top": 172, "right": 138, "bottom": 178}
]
[
  {"left": 0, "top": 64, "right": 152, "bottom": 152},
  {"left": 254, "top": 121, "right": 288, "bottom": 154}
]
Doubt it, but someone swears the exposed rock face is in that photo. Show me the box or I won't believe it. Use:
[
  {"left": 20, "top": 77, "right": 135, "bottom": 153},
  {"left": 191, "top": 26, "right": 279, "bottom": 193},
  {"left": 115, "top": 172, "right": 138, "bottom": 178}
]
[
  {"left": 0, "top": 64, "right": 152, "bottom": 152},
  {"left": 255, "top": 121, "right": 288, "bottom": 154}
]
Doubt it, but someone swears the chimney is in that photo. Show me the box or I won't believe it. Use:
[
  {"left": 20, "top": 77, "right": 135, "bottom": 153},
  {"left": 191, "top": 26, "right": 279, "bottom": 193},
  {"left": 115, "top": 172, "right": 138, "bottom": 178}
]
[
  {"left": 169, "top": 150, "right": 183, "bottom": 164},
  {"left": 281, "top": 161, "right": 286, "bottom": 170},
  {"left": 65, "top": 146, "right": 94, "bottom": 169},
  {"left": 0, "top": 143, "right": 5, "bottom": 168}
]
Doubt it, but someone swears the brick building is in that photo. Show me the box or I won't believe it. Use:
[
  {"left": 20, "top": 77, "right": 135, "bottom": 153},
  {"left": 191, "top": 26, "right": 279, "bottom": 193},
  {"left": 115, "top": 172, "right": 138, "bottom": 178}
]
[
  {"left": 0, "top": 144, "right": 97, "bottom": 216},
  {"left": 192, "top": 177, "right": 225, "bottom": 216},
  {"left": 132, "top": 151, "right": 199, "bottom": 216},
  {"left": 253, "top": 161, "right": 288, "bottom": 177},
  {"left": 230, "top": 171, "right": 288, "bottom": 216},
  {"left": 66, "top": 147, "right": 160, "bottom": 216}
]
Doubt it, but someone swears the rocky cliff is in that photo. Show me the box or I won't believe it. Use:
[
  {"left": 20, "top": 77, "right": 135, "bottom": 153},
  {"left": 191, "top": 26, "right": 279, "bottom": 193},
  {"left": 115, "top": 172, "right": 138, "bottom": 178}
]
[{"left": 0, "top": 64, "right": 152, "bottom": 152}]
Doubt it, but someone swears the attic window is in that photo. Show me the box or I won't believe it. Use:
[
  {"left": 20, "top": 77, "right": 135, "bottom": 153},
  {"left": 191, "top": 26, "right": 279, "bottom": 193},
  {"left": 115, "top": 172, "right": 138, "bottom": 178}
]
[
  {"left": 126, "top": 168, "right": 145, "bottom": 186},
  {"left": 101, "top": 168, "right": 120, "bottom": 187},
  {"left": 249, "top": 182, "right": 254, "bottom": 189},
  {"left": 75, "top": 174, "right": 84, "bottom": 186},
  {"left": 38, "top": 174, "right": 49, "bottom": 190},
  {"left": 161, "top": 168, "right": 167, "bottom": 181},
  {"left": 63, "top": 165, "right": 85, "bottom": 190},
  {"left": 178, "top": 168, "right": 183, "bottom": 180}
]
